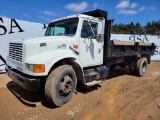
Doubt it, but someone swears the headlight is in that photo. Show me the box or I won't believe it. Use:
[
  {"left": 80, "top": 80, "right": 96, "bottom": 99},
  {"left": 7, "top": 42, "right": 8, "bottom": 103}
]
[{"left": 26, "top": 64, "right": 45, "bottom": 73}]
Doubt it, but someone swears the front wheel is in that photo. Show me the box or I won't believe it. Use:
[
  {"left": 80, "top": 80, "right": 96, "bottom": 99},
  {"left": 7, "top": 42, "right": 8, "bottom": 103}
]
[{"left": 45, "top": 65, "right": 77, "bottom": 107}]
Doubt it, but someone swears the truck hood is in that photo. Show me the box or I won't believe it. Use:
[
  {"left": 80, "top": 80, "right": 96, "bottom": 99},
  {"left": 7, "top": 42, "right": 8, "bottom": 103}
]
[
  {"left": 16, "top": 36, "right": 76, "bottom": 60},
  {"left": 13, "top": 36, "right": 74, "bottom": 43}
]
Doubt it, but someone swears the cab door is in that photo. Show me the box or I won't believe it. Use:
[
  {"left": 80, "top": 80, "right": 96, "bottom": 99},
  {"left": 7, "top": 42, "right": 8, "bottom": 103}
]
[{"left": 79, "top": 19, "right": 103, "bottom": 67}]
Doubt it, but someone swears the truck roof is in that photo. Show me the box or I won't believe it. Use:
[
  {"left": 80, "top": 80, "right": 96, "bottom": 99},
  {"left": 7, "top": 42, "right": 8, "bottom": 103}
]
[
  {"left": 51, "top": 14, "right": 97, "bottom": 23},
  {"left": 50, "top": 9, "right": 107, "bottom": 23}
]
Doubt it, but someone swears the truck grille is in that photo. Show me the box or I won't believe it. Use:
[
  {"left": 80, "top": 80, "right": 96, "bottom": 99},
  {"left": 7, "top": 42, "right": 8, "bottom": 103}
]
[{"left": 9, "top": 43, "right": 23, "bottom": 62}]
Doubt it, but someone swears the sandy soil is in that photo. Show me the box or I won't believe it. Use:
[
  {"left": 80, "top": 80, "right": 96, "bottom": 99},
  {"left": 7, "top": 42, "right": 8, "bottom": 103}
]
[{"left": 0, "top": 62, "right": 160, "bottom": 120}]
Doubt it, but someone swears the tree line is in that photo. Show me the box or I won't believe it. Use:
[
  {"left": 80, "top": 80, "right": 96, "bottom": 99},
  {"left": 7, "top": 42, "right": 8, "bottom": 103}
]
[{"left": 111, "top": 20, "right": 160, "bottom": 35}]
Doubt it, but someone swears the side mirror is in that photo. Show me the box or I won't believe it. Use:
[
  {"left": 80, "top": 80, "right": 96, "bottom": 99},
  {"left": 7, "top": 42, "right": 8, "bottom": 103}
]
[
  {"left": 97, "top": 18, "right": 105, "bottom": 35},
  {"left": 96, "top": 18, "right": 105, "bottom": 43}
]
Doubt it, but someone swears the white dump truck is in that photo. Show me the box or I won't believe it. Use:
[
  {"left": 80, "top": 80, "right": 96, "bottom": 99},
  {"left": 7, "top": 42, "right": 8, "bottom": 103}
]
[{"left": 6, "top": 9, "right": 155, "bottom": 106}]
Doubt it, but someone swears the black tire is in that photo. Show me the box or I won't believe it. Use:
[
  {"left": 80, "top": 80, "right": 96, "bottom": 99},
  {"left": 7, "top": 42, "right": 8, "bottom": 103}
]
[
  {"left": 136, "top": 57, "right": 148, "bottom": 77},
  {"left": 45, "top": 65, "right": 77, "bottom": 106}
]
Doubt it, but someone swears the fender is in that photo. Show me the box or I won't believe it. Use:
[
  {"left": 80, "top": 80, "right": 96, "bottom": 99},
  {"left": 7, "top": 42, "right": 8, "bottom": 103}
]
[{"left": 25, "top": 49, "right": 83, "bottom": 76}]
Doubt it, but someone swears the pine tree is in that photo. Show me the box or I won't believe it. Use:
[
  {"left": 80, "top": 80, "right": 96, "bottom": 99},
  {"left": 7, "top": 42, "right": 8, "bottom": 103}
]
[{"left": 111, "top": 20, "right": 160, "bottom": 35}]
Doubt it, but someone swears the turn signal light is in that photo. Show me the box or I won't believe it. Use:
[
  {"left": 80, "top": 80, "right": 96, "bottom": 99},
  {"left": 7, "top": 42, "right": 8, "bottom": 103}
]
[
  {"left": 33, "top": 64, "right": 45, "bottom": 73},
  {"left": 74, "top": 45, "right": 78, "bottom": 49}
]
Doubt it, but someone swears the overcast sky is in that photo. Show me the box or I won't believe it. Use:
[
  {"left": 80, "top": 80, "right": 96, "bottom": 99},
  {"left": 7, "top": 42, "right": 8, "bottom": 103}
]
[{"left": 0, "top": 0, "right": 159, "bottom": 26}]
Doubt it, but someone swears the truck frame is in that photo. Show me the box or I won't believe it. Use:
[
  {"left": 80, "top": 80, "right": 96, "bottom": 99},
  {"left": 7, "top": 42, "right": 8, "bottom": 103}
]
[{"left": 6, "top": 9, "right": 155, "bottom": 106}]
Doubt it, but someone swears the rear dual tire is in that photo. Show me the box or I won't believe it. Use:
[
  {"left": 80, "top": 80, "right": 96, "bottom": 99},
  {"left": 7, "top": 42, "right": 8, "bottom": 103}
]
[
  {"left": 136, "top": 57, "right": 148, "bottom": 77},
  {"left": 129, "top": 57, "right": 148, "bottom": 77}
]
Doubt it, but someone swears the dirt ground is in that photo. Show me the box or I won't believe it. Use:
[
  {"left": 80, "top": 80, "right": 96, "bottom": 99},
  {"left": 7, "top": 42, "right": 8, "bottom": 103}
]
[{"left": 0, "top": 62, "right": 160, "bottom": 120}]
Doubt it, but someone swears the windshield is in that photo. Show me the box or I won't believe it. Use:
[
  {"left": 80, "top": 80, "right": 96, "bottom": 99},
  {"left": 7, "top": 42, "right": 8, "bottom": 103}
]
[{"left": 45, "top": 18, "right": 79, "bottom": 36}]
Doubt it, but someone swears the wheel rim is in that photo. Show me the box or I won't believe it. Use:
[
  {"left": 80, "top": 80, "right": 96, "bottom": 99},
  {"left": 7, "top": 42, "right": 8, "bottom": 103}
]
[
  {"left": 59, "top": 75, "right": 73, "bottom": 97},
  {"left": 141, "top": 62, "right": 147, "bottom": 73}
]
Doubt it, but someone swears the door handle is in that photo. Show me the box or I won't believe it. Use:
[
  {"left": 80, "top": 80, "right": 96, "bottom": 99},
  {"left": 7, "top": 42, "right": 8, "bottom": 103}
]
[
  {"left": 83, "top": 39, "right": 86, "bottom": 43},
  {"left": 98, "top": 49, "right": 101, "bottom": 54}
]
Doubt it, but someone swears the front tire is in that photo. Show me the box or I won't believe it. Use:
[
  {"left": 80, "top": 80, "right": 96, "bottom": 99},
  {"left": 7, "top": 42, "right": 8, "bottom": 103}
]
[{"left": 45, "top": 65, "right": 77, "bottom": 107}]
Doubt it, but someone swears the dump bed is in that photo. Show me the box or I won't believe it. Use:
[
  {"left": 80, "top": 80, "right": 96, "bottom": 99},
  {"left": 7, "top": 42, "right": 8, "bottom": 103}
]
[
  {"left": 104, "top": 40, "right": 156, "bottom": 66},
  {"left": 111, "top": 40, "right": 155, "bottom": 57}
]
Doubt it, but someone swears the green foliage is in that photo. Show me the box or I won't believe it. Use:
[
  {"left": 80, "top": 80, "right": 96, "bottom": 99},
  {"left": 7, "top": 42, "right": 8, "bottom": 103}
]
[{"left": 111, "top": 20, "right": 160, "bottom": 35}]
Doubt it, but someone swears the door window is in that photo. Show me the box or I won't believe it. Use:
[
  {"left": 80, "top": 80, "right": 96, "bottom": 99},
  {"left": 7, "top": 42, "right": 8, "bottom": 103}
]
[{"left": 81, "top": 20, "right": 97, "bottom": 38}]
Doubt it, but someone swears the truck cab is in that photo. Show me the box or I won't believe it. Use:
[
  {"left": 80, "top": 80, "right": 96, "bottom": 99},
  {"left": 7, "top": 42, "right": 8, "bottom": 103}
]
[
  {"left": 45, "top": 14, "right": 104, "bottom": 67},
  {"left": 6, "top": 9, "right": 155, "bottom": 107}
]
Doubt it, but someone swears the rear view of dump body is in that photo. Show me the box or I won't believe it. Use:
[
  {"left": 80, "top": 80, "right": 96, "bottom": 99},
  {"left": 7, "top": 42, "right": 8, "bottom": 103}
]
[{"left": 104, "top": 40, "right": 155, "bottom": 67}]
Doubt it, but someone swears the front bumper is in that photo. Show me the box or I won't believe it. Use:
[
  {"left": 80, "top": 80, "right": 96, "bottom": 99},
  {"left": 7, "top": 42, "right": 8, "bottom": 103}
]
[{"left": 6, "top": 66, "right": 41, "bottom": 91}]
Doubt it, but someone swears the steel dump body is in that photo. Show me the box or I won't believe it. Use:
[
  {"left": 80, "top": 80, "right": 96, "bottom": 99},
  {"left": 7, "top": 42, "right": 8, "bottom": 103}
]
[{"left": 104, "top": 40, "right": 155, "bottom": 67}]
